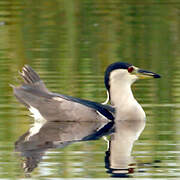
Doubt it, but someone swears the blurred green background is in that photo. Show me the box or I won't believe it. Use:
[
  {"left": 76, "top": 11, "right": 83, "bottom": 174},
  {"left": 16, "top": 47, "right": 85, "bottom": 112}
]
[{"left": 0, "top": 0, "right": 180, "bottom": 179}]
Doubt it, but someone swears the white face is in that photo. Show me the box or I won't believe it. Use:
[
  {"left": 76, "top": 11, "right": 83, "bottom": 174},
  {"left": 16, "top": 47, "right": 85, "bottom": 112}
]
[{"left": 109, "top": 68, "right": 138, "bottom": 87}]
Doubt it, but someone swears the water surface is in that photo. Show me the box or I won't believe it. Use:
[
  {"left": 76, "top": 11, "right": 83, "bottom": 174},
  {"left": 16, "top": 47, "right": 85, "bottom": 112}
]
[{"left": 0, "top": 0, "right": 180, "bottom": 179}]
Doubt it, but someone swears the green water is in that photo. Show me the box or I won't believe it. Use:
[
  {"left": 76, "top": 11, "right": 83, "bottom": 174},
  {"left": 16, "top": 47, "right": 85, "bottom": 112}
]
[{"left": 0, "top": 0, "right": 180, "bottom": 179}]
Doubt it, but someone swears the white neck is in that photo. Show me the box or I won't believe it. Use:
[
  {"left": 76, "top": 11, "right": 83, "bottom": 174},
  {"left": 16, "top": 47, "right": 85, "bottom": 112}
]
[
  {"left": 107, "top": 69, "right": 146, "bottom": 121},
  {"left": 110, "top": 82, "right": 134, "bottom": 107},
  {"left": 110, "top": 83, "right": 145, "bottom": 121}
]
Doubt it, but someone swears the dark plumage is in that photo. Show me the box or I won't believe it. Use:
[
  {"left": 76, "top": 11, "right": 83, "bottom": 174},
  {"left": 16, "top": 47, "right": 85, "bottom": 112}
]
[{"left": 104, "top": 62, "right": 132, "bottom": 91}]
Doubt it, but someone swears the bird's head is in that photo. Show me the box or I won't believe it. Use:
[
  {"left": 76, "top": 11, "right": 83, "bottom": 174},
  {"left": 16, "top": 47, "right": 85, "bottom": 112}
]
[{"left": 104, "top": 62, "right": 161, "bottom": 92}]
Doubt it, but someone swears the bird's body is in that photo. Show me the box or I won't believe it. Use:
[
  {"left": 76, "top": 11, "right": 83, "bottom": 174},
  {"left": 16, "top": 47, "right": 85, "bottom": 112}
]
[
  {"left": 12, "top": 62, "right": 160, "bottom": 123},
  {"left": 13, "top": 65, "right": 114, "bottom": 122}
]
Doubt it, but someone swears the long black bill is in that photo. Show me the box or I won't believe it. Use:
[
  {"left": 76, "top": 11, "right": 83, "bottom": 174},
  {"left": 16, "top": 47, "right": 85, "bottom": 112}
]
[{"left": 137, "top": 69, "right": 161, "bottom": 79}]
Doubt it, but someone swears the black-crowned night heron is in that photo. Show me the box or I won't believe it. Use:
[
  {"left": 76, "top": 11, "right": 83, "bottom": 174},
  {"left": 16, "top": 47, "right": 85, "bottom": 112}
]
[{"left": 12, "top": 62, "right": 160, "bottom": 122}]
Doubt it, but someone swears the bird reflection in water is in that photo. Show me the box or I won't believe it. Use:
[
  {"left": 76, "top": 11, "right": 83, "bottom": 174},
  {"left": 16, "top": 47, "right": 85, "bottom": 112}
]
[
  {"left": 15, "top": 118, "right": 145, "bottom": 176},
  {"left": 105, "top": 120, "right": 145, "bottom": 178},
  {"left": 15, "top": 120, "right": 114, "bottom": 173}
]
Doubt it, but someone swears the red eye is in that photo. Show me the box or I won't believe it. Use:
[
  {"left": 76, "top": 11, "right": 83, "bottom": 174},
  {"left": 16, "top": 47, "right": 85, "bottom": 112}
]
[{"left": 128, "top": 66, "right": 134, "bottom": 73}]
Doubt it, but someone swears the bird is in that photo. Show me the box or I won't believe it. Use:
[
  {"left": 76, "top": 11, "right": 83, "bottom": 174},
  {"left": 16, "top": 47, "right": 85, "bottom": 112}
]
[{"left": 12, "top": 62, "right": 160, "bottom": 123}]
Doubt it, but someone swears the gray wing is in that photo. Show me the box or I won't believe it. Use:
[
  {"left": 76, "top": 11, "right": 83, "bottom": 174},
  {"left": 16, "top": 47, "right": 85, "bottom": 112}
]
[{"left": 12, "top": 65, "right": 114, "bottom": 122}]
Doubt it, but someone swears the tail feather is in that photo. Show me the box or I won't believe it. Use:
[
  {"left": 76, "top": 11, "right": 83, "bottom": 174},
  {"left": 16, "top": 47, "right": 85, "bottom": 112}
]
[
  {"left": 18, "top": 65, "right": 49, "bottom": 93},
  {"left": 20, "top": 65, "right": 41, "bottom": 84},
  {"left": 11, "top": 65, "right": 50, "bottom": 108}
]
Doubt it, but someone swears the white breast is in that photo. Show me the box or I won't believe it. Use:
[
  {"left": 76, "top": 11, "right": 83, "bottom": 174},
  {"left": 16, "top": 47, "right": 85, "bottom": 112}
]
[{"left": 116, "top": 100, "right": 146, "bottom": 121}]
